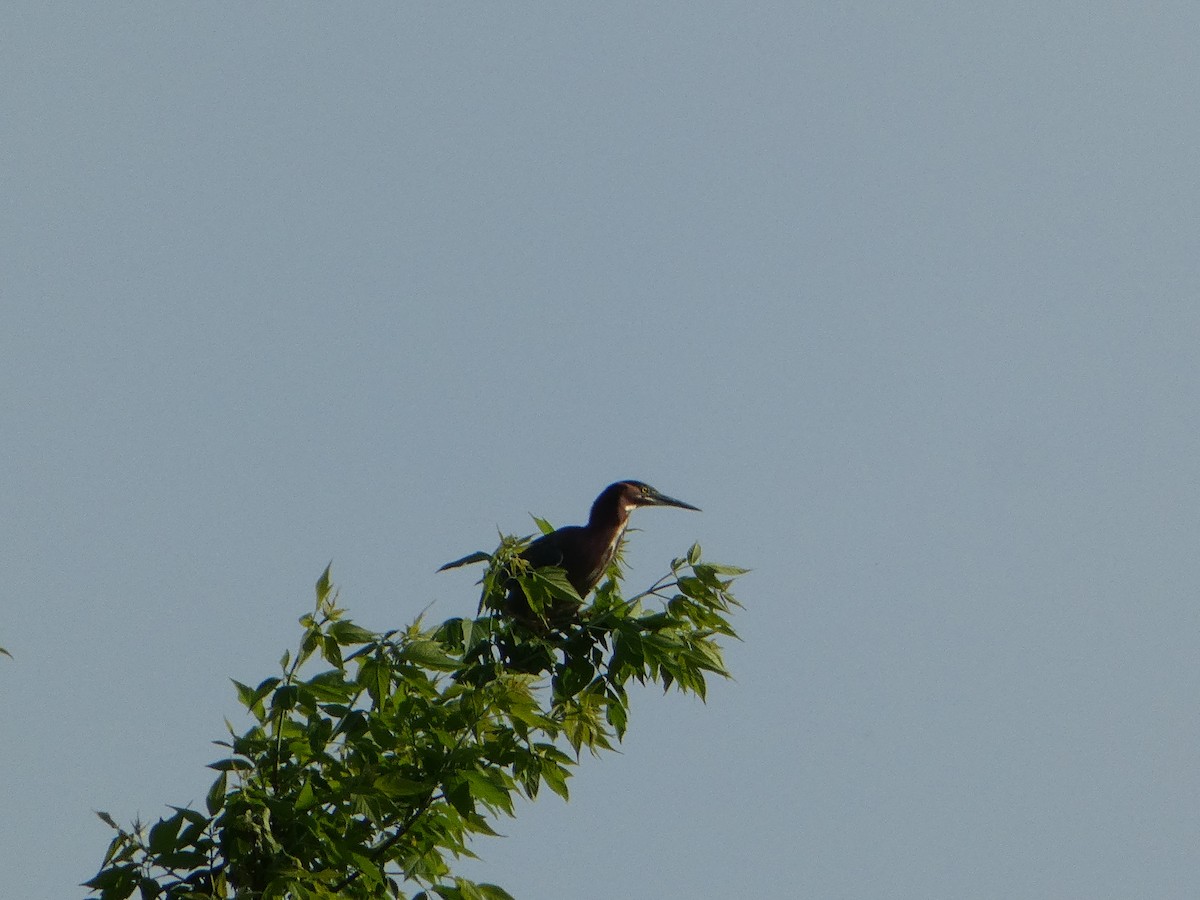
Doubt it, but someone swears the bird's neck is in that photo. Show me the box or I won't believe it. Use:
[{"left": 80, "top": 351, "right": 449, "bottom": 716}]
[
  {"left": 590, "top": 510, "right": 629, "bottom": 566},
  {"left": 588, "top": 500, "right": 630, "bottom": 532}
]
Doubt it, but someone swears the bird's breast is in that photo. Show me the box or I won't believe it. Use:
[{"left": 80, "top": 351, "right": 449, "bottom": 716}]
[{"left": 585, "top": 523, "right": 627, "bottom": 588}]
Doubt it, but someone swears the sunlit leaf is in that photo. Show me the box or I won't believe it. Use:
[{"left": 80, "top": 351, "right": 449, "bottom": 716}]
[
  {"left": 477, "top": 883, "right": 518, "bottom": 900},
  {"left": 530, "top": 567, "right": 582, "bottom": 604},
  {"left": 316, "top": 562, "right": 333, "bottom": 603},
  {"left": 697, "top": 561, "right": 750, "bottom": 577},
  {"left": 231, "top": 679, "right": 257, "bottom": 709},
  {"left": 329, "top": 620, "right": 376, "bottom": 645},
  {"left": 540, "top": 764, "right": 570, "bottom": 801},
  {"left": 462, "top": 771, "right": 513, "bottom": 813}
]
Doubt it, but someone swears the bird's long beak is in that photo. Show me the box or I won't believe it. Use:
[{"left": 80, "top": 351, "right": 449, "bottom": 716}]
[{"left": 644, "top": 488, "right": 701, "bottom": 512}]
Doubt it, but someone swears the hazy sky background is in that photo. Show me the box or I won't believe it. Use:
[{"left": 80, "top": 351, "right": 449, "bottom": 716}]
[{"left": 5, "top": 4, "right": 1200, "bottom": 898}]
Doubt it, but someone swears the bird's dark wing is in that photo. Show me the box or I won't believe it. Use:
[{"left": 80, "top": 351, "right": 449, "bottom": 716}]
[
  {"left": 504, "top": 526, "right": 589, "bottom": 629},
  {"left": 519, "top": 528, "right": 576, "bottom": 570}
]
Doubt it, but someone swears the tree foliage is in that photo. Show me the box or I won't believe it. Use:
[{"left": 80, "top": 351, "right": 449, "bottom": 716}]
[{"left": 86, "top": 536, "right": 745, "bottom": 899}]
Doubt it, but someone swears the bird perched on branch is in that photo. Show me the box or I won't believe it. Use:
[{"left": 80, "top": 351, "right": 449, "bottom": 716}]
[{"left": 505, "top": 480, "right": 700, "bottom": 628}]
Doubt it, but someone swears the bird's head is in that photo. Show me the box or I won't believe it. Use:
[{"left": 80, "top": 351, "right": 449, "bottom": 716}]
[
  {"left": 619, "top": 482, "right": 700, "bottom": 511},
  {"left": 610, "top": 480, "right": 701, "bottom": 515}
]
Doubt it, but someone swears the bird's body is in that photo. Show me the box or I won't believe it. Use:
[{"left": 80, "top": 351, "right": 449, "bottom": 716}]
[{"left": 505, "top": 480, "right": 699, "bottom": 628}]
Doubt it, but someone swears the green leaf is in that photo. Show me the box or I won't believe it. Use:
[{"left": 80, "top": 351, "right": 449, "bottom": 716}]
[
  {"left": 83, "top": 863, "right": 139, "bottom": 897},
  {"left": 329, "top": 621, "right": 376, "bottom": 645},
  {"left": 530, "top": 515, "right": 555, "bottom": 536},
  {"left": 375, "top": 773, "right": 435, "bottom": 797},
  {"left": 349, "top": 853, "right": 385, "bottom": 889},
  {"left": 294, "top": 778, "right": 317, "bottom": 811},
  {"left": 605, "top": 696, "right": 628, "bottom": 738},
  {"left": 148, "top": 813, "right": 183, "bottom": 855},
  {"left": 207, "top": 757, "right": 254, "bottom": 772},
  {"left": 458, "top": 616, "right": 478, "bottom": 650},
  {"left": 697, "top": 561, "right": 750, "bottom": 577},
  {"left": 176, "top": 817, "right": 209, "bottom": 850},
  {"left": 357, "top": 657, "right": 389, "bottom": 705},
  {"left": 167, "top": 806, "right": 210, "bottom": 826},
  {"left": 155, "top": 850, "right": 207, "bottom": 870},
  {"left": 316, "top": 562, "right": 333, "bottom": 603},
  {"left": 305, "top": 668, "right": 355, "bottom": 703},
  {"left": 298, "top": 627, "right": 321, "bottom": 667},
  {"left": 231, "top": 679, "right": 257, "bottom": 709},
  {"left": 462, "top": 770, "right": 513, "bottom": 813},
  {"left": 231, "top": 677, "right": 280, "bottom": 723},
  {"left": 206, "top": 771, "right": 228, "bottom": 815},
  {"left": 270, "top": 684, "right": 300, "bottom": 712},
  {"left": 533, "top": 567, "right": 582, "bottom": 603},
  {"left": 445, "top": 779, "right": 474, "bottom": 816},
  {"left": 322, "top": 634, "right": 344, "bottom": 667},
  {"left": 0, "top": 646, "right": 11, "bottom": 659},
  {"left": 401, "top": 641, "right": 459, "bottom": 671},
  {"left": 553, "top": 655, "right": 594, "bottom": 699},
  {"left": 457, "top": 878, "right": 488, "bottom": 900},
  {"left": 540, "top": 763, "right": 570, "bottom": 802},
  {"left": 95, "top": 810, "right": 120, "bottom": 830},
  {"left": 463, "top": 812, "right": 502, "bottom": 838},
  {"left": 437, "top": 550, "right": 491, "bottom": 572}
]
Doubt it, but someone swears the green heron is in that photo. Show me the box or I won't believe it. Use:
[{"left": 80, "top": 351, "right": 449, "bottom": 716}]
[{"left": 505, "top": 480, "right": 700, "bottom": 627}]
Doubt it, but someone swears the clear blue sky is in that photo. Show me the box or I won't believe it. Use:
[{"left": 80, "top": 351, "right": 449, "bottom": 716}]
[{"left": 5, "top": 4, "right": 1200, "bottom": 898}]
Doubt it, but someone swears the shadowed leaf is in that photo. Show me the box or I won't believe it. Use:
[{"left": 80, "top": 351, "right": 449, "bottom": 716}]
[{"left": 437, "top": 551, "right": 491, "bottom": 572}]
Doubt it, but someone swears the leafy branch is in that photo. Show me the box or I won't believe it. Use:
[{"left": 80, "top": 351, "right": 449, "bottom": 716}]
[{"left": 87, "top": 540, "right": 745, "bottom": 900}]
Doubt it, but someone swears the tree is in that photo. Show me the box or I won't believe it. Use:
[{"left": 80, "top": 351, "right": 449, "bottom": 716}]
[{"left": 86, "top": 534, "right": 745, "bottom": 899}]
